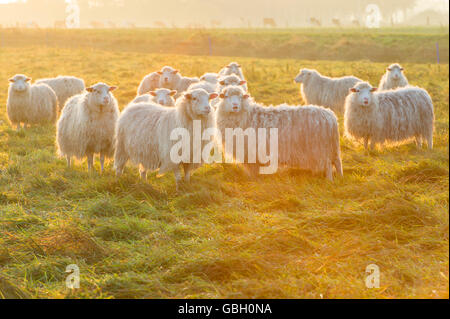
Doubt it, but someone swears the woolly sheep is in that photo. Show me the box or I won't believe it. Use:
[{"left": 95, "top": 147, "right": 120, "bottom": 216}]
[
  {"left": 218, "top": 74, "right": 247, "bottom": 92},
  {"left": 294, "top": 68, "right": 362, "bottom": 114},
  {"left": 137, "top": 72, "right": 160, "bottom": 96},
  {"left": 344, "top": 81, "right": 434, "bottom": 150},
  {"left": 7, "top": 74, "right": 57, "bottom": 130},
  {"left": 36, "top": 76, "right": 85, "bottom": 110},
  {"left": 132, "top": 88, "right": 177, "bottom": 106},
  {"left": 158, "top": 66, "right": 199, "bottom": 98},
  {"left": 218, "top": 63, "right": 248, "bottom": 91},
  {"left": 57, "top": 83, "right": 119, "bottom": 172},
  {"left": 114, "top": 88, "right": 218, "bottom": 189},
  {"left": 378, "top": 63, "right": 409, "bottom": 91},
  {"left": 188, "top": 73, "right": 220, "bottom": 93},
  {"left": 215, "top": 86, "right": 343, "bottom": 181}
]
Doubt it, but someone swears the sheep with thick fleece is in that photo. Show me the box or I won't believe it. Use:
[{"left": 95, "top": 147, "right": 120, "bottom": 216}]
[
  {"left": 344, "top": 82, "right": 434, "bottom": 150},
  {"left": 294, "top": 68, "right": 362, "bottom": 114},
  {"left": 114, "top": 88, "right": 218, "bottom": 189},
  {"left": 218, "top": 74, "right": 247, "bottom": 93},
  {"left": 57, "top": 83, "right": 119, "bottom": 172},
  {"left": 7, "top": 74, "right": 57, "bottom": 130},
  {"left": 132, "top": 88, "right": 177, "bottom": 106},
  {"left": 137, "top": 72, "right": 160, "bottom": 96},
  {"left": 36, "top": 76, "right": 85, "bottom": 110},
  {"left": 378, "top": 63, "right": 409, "bottom": 91},
  {"left": 188, "top": 73, "right": 220, "bottom": 93},
  {"left": 218, "top": 63, "right": 248, "bottom": 91},
  {"left": 158, "top": 66, "right": 199, "bottom": 98},
  {"left": 215, "top": 86, "right": 343, "bottom": 181}
]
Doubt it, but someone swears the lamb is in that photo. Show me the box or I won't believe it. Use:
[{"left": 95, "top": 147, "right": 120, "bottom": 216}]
[
  {"left": 137, "top": 72, "right": 161, "bottom": 96},
  {"left": 36, "top": 76, "right": 85, "bottom": 110},
  {"left": 218, "top": 62, "right": 248, "bottom": 91},
  {"left": 7, "top": 74, "right": 57, "bottom": 130},
  {"left": 56, "top": 83, "right": 119, "bottom": 172},
  {"left": 344, "top": 81, "right": 434, "bottom": 150},
  {"left": 188, "top": 73, "right": 220, "bottom": 93},
  {"left": 215, "top": 85, "right": 343, "bottom": 181},
  {"left": 114, "top": 88, "right": 218, "bottom": 189},
  {"left": 132, "top": 88, "right": 177, "bottom": 106},
  {"left": 378, "top": 63, "right": 409, "bottom": 91},
  {"left": 158, "top": 66, "right": 199, "bottom": 98},
  {"left": 294, "top": 68, "right": 362, "bottom": 114}
]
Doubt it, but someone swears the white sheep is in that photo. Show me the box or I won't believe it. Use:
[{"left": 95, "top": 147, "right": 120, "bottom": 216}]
[
  {"left": 218, "top": 62, "right": 248, "bottom": 91},
  {"left": 188, "top": 73, "right": 220, "bottom": 93},
  {"left": 215, "top": 86, "right": 343, "bottom": 181},
  {"left": 56, "top": 83, "right": 119, "bottom": 172},
  {"left": 158, "top": 66, "right": 199, "bottom": 98},
  {"left": 7, "top": 74, "right": 57, "bottom": 130},
  {"left": 344, "top": 81, "right": 434, "bottom": 150},
  {"left": 294, "top": 68, "right": 362, "bottom": 114},
  {"left": 114, "top": 88, "right": 218, "bottom": 189},
  {"left": 378, "top": 63, "right": 409, "bottom": 91},
  {"left": 218, "top": 74, "right": 247, "bottom": 93},
  {"left": 137, "top": 72, "right": 161, "bottom": 96},
  {"left": 36, "top": 76, "right": 85, "bottom": 110},
  {"left": 132, "top": 88, "right": 177, "bottom": 106}
]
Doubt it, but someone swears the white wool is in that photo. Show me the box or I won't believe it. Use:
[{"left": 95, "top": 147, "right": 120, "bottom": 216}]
[
  {"left": 36, "top": 76, "right": 85, "bottom": 110},
  {"left": 218, "top": 62, "right": 248, "bottom": 91},
  {"left": 378, "top": 63, "right": 409, "bottom": 91},
  {"left": 158, "top": 66, "right": 199, "bottom": 98},
  {"left": 294, "top": 68, "right": 362, "bottom": 114},
  {"left": 132, "top": 88, "right": 176, "bottom": 106},
  {"left": 137, "top": 72, "right": 161, "bottom": 96},
  {"left": 7, "top": 74, "right": 57, "bottom": 129},
  {"left": 344, "top": 81, "right": 434, "bottom": 150}
]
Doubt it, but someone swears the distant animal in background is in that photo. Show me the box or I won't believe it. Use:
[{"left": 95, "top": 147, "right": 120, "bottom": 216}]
[
  {"left": 310, "top": 17, "right": 321, "bottom": 27},
  {"left": 263, "top": 18, "right": 276, "bottom": 28},
  {"left": 36, "top": 76, "right": 85, "bottom": 111},
  {"left": 154, "top": 21, "right": 166, "bottom": 28},
  {"left": 332, "top": 18, "right": 341, "bottom": 27},
  {"left": 378, "top": 63, "right": 409, "bottom": 91}
]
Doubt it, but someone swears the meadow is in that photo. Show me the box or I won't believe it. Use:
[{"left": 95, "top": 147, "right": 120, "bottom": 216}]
[{"left": 0, "top": 28, "right": 448, "bottom": 299}]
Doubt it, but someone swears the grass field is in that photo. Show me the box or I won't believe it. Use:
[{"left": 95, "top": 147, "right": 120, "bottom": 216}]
[{"left": 0, "top": 28, "right": 448, "bottom": 299}]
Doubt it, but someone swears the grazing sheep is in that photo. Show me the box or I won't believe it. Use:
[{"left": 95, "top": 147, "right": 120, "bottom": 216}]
[
  {"left": 7, "top": 74, "right": 57, "bottom": 130},
  {"left": 344, "top": 82, "right": 434, "bottom": 150},
  {"left": 218, "top": 62, "right": 248, "bottom": 91},
  {"left": 36, "top": 76, "right": 85, "bottom": 110},
  {"left": 57, "top": 83, "right": 119, "bottom": 172},
  {"left": 114, "top": 88, "right": 218, "bottom": 189},
  {"left": 132, "top": 88, "right": 177, "bottom": 106},
  {"left": 294, "top": 68, "right": 362, "bottom": 114},
  {"left": 215, "top": 86, "right": 343, "bottom": 181},
  {"left": 378, "top": 63, "right": 409, "bottom": 91},
  {"left": 137, "top": 72, "right": 160, "bottom": 96},
  {"left": 158, "top": 66, "right": 199, "bottom": 98}
]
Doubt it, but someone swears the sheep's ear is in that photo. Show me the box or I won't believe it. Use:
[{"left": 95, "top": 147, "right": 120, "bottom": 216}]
[
  {"left": 209, "top": 93, "right": 218, "bottom": 100},
  {"left": 86, "top": 87, "right": 94, "bottom": 92},
  {"left": 239, "top": 80, "right": 247, "bottom": 85},
  {"left": 170, "top": 90, "right": 177, "bottom": 96},
  {"left": 400, "top": 68, "right": 404, "bottom": 71},
  {"left": 219, "top": 93, "right": 225, "bottom": 99},
  {"left": 219, "top": 80, "right": 225, "bottom": 85},
  {"left": 350, "top": 88, "right": 357, "bottom": 93},
  {"left": 226, "top": 65, "right": 231, "bottom": 68},
  {"left": 184, "top": 93, "right": 192, "bottom": 100},
  {"left": 237, "top": 64, "right": 241, "bottom": 68},
  {"left": 25, "top": 77, "right": 31, "bottom": 82},
  {"left": 149, "top": 91, "right": 157, "bottom": 96},
  {"left": 157, "top": 71, "right": 163, "bottom": 75},
  {"left": 172, "top": 70, "right": 179, "bottom": 74},
  {"left": 200, "top": 76, "right": 204, "bottom": 81},
  {"left": 9, "top": 78, "right": 15, "bottom": 82},
  {"left": 387, "top": 68, "right": 391, "bottom": 71},
  {"left": 109, "top": 86, "right": 118, "bottom": 92},
  {"left": 243, "top": 94, "right": 249, "bottom": 99},
  {"left": 371, "top": 87, "right": 377, "bottom": 92}
]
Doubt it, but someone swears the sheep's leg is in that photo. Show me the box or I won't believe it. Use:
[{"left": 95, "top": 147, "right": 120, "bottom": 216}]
[
  {"left": 363, "top": 138, "right": 369, "bottom": 150},
  {"left": 415, "top": 136, "right": 423, "bottom": 148},
  {"left": 174, "top": 169, "right": 182, "bottom": 191},
  {"left": 100, "top": 154, "right": 105, "bottom": 173},
  {"left": 16, "top": 123, "right": 21, "bottom": 131},
  {"left": 139, "top": 165, "right": 147, "bottom": 180},
  {"left": 325, "top": 161, "right": 333, "bottom": 182},
  {"left": 334, "top": 157, "right": 343, "bottom": 177},
  {"left": 183, "top": 164, "right": 191, "bottom": 182},
  {"left": 369, "top": 140, "right": 376, "bottom": 151},
  {"left": 87, "top": 153, "right": 94, "bottom": 172},
  {"left": 66, "top": 156, "right": 71, "bottom": 168},
  {"left": 426, "top": 131, "right": 433, "bottom": 150}
]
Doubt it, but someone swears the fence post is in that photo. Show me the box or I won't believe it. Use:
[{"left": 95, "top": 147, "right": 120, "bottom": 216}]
[
  {"left": 208, "top": 36, "right": 212, "bottom": 56},
  {"left": 436, "top": 42, "right": 440, "bottom": 72}
]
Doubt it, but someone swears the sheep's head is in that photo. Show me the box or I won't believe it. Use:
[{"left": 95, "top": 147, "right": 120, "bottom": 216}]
[
  {"left": 149, "top": 88, "right": 177, "bottom": 106},
  {"left": 349, "top": 82, "right": 377, "bottom": 107},
  {"left": 200, "top": 73, "right": 219, "bottom": 85},
  {"left": 219, "top": 74, "right": 246, "bottom": 88},
  {"left": 294, "top": 68, "right": 314, "bottom": 83},
  {"left": 86, "top": 83, "right": 117, "bottom": 110},
  {"left": 158, "top": 66, "right": 179, "bottom": 88},
  {"left": 184, "top": 88, "right": 218, "bottom": 117},
  {"left": 9, "top": 74, "right": 31, "bottom": 92},
  {"left": 225, "top": 62, "right": 242, "bottom": 75},
  {"left": 218, "top": 86, "right": 249, "bottom": 114},
  {"left": 386, "top": 63, "right": 404, "bottom": 83}
]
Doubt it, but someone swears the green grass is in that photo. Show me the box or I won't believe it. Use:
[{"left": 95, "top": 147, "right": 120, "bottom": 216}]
[{"left": 0, "top": 29, "right": 448, "bottom": 298}]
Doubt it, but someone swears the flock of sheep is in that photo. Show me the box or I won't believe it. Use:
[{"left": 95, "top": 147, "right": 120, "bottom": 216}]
[{"left": 6, "top": 61, "right": 434, "bottom": 188}]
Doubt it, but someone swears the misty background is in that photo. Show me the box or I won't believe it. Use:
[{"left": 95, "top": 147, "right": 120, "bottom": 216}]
[{"left": 0, "top": 0, "right": 448, "bottom": 28}]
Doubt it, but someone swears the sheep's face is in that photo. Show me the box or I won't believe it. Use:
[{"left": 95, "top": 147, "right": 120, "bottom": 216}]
[
  {"left": 158, "top": 67, "right": 179, "bottom": 88},
  {"left": 149, "top": 88, "right": 176, "bottom": 106},
  {"left": 225, "top": 62, "right": 241, "bottom": 75},
  {"left": 184, "top": 89, "right": 218, "bottom": 116},
  {"left": 200, "top": 73, "right": 219, "bottom": 84},
  {"left": 86, "top": 83, "right": 117, "bottom": 109},
  {"left": 350, "top": 83, "right": 377, "bottom": 107},
  {"left": 386, "top": 64, "right": 404, "bottom": 83},
  {"left": 219, "top": 75, "right": 246, "bottom": 87},
  {"left": 219, "top": 86, "right": 249, "bottom": 113},
  {"left": 294, "top": 69, "right": 312, "bottom": 83},
  {"left": 9, "top": 74, "right": 31, "bottom": 92}
]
